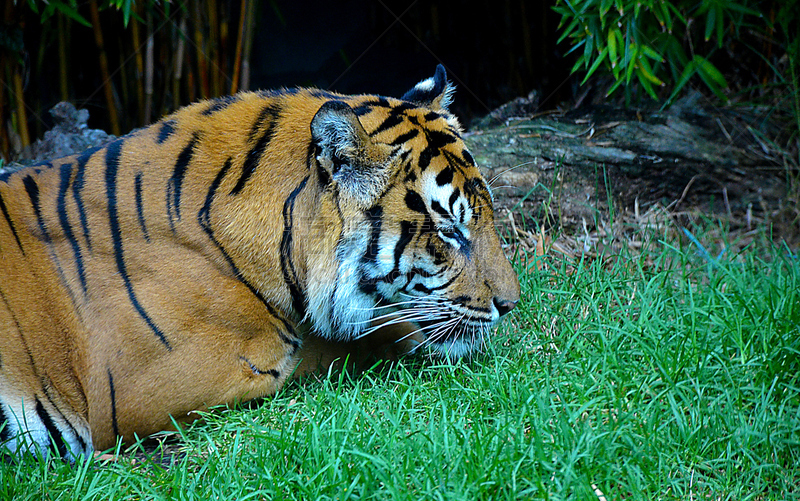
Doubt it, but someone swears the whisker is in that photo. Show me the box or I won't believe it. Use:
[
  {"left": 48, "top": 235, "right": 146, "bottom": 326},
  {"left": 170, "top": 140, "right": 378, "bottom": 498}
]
[
  {"left": 420, "top": 315, "right": 462, "bottom": 346},
  {"left": 349, "top": 299, "right": 436, "bottom": 311},
  {"left": 348, "top": 307, "right": 443, "bottom": 326},
  {"left": 354, "top": 312, "right": 449, "bottom": 339},
  {"left": 488, "top": 161, "right": 538, "bottom": 187}
]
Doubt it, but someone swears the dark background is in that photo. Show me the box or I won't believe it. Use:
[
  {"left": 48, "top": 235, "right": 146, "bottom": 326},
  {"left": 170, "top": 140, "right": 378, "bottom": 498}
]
[
  {"left": 10, "top": 0, "right": 573, "bottom": 138},
  {"left": 246, "top": 0, "right": 570, "bottom": 122}
]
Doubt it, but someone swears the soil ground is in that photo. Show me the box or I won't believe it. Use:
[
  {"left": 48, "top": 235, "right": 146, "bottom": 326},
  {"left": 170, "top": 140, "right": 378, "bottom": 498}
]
[{"left": 467, "top": 91, "right": 799, "bottom": 263}]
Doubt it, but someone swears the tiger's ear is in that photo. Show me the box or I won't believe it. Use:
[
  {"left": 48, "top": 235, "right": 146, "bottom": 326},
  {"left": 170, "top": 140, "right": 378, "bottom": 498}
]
[
  {"left": 310, "top": 100, "right": 392, "bottom": 207},
  {"left": 401, "top": 64, "right": 455, "bottom": 112}
]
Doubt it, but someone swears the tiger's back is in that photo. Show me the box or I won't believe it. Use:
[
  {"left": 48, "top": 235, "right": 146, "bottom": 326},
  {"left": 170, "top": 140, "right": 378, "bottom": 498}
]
[{"left": 0, "top": 66, "right": 519, "bottom": 459}]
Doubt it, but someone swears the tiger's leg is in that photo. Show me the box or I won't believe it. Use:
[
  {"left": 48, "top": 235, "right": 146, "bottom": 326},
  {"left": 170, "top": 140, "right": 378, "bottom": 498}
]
[
  {"left": 83, "top": 273, "right": 306, "bottom": 450},
  {"left": 0, "top": 301, "right": 92, "bottom": 461}
]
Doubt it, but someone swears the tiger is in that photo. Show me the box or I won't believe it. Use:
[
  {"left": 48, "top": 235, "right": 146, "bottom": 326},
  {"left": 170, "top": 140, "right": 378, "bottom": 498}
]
[{"left": 0, "top": 65, "right": 519, "bottom": 460}]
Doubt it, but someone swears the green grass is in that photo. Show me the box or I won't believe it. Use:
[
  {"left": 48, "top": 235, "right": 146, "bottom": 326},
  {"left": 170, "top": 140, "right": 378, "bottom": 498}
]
[{"left": 2, "top": 232, "right": 799, "bottom": 500}]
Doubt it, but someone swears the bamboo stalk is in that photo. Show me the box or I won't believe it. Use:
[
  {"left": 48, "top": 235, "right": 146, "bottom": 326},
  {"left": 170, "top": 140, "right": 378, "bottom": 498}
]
[
  {"left": 174, "top": 16, "right": 187, "bottom": 110},
  {"left": 230, "top": 0, "right": 247, "bottom": 94},
  {"left": 207, "top": 0, "right": 220, "bottom": 97},
  {"left": 219, "top": 2, "right": 229, "bottom": 93},
  {"left": 12, "top": 66, "right": 30, "bottom": 148},
  {"left": 144, "top": 11, "right": 154, "bottom": 124},
  {"left": 88, "top": 0, "right": 121, "bottom": 135},
  {"left": 193, "top": 0, "right": 209, "bottom": 99},
  {"left": 240, "top": 0, "right": 257, "bottom": 91},
  {"left": 0, "top": 58, "right": 9, "bottom": 159},
  {"left": 1, "top": 1, "right": 16, "bottom": 158},
  {"left": 131, "top": 3, "right": 145, "bottom": 125},
  {"left": 58, "top": 13, "right": 69, "bottom": 101},
  {"left": 118, "top": 34, "right": 131, "bottom": 131}
]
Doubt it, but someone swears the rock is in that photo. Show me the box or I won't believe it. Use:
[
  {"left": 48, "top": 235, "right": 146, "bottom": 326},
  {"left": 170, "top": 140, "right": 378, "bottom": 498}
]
[{"left": 14, "top": 102, "right": 115, "bottom": 165}]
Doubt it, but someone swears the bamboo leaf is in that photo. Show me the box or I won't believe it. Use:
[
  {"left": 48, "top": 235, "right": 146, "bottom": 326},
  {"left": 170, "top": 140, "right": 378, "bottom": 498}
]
[
  {"left": 605, "top": 76, "right": 625, "bottom": 97},
  {"left": 667, "top": 60, "right": 697, "bottom": 103},
  {"left": 583, "top": 33, "right": 595, "bottom": 65},
  {"left": 704, "top": 6, "right": 715, "bottom": 42},
  {"left": 565, "top": 39, "right": 587, "bottom": 57},
  {"left": 625, "top": 44, "right": 638, "bottom": 83},
  {"left": 582, "top": 46, "right": 609, "bottom": 84},
  {"left": 608, "top": 29, "right": 618, "bottom": 68},
  {"left": 693, "top": 55, "right": 727, "bottom": 88},
  {"left": 725, "top": 3, "right": 762, "bottom": 17},
  {"left": 50, "top": 1, "right": 92, "bottom": 27},
  {"left": 638, "top": 57, "right": 664, "bottom": 85},
  {"left": 641, "top": 44, "right": 664, "bottom": 62},
  {"left": 665, "top": 2, "right": 687, "bottom": 25},
  {"left": 600, "top": 0, "right": 614, "bottom": 17},
  {"left": 557, "top": 17, "right": 582, "bottom": 44},
  {"left": 636, "top": 66, "right": 659, "bottom": 99}
]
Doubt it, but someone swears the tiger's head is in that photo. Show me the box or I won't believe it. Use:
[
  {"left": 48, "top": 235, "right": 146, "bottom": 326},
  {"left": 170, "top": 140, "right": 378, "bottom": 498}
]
[{"left": 304, "top": 66, "right": 519, "bottom": 358}]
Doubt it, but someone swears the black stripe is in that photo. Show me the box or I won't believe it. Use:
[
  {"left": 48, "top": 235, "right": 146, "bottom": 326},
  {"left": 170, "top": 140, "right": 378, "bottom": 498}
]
[
  {"left": 430, "top": 200, "right": 452, "bottom": 221},
  {"left": 389, "top": 129, "right": 419, "bottom": 146},
  {"left": 0, "top": 402, "right": 9, "bottom": 442},
  {"left": 351, "top": 103, "right": 374, "bottom": 116},
  {"left": 436, "top": 166, "right": 454, "bottom": 186},
  {"left": 362, "top": 205, "right": 383, "bottom": 264},
  {"left": 36, "top": 398, "right": 68, "bottom": 458},
  {"left": 73, "top": 147, "right": 100, "bottom": 252},
  {"left": 419, "top": 129, "right": 458, "bottom": 171},
  {"left": 451, "top": 294, "right": 490, "bottom": 314},
  {"left": 134, "top": 172, "right": 150, "bottom": 242},
  {"left": 156, "top": 120, "right": 177, "bottom": 144},
  {"left": 462, "top": 149, "right": 475, "bottom": 166},
  {"left": 232, "top": 104, "right": 281, "bottom": 195},
  {"left": 22, "top": 175, "right": 50, "bottom": 244},
  {"left": 405, "top": 190, "right": 427, "bottom": 215},
  {"left": 412, "top": 269, "right": 461, "bottom": 294},
  {"left": 418, "top": 147, "right": 435, "bottom": 171},
  {"left": 248, "top": 104, "right": 276, "bottom": 143},
  {"left": 239, "top": 356, "right": 280, "bottom": 378},
  {"left": 463, "top": 177, "right": 492, "bottom": 208},
  {"left": 370, "top": 113, "right": 404, "bottom": 137},
  {"left": 107, "top": 369, "right": 119, "bottom": 438},
  {"left": 201, "top": 95, "right": 240, "bottom": 116},
  {"left": 57, "top": 163, "right": 88, "bottom": 294},
  {"left": 448, "top": 188, "right": 460, "bottom": 213},
  {"left": 198, "top": 159, "right": 302, "bottom": 354},
  {"left": 280, "top": 177, "right": 309, "bottom": 316},
  {"left": 351, "top": 97, "right": 391, "bottom": 117},
  {"left": 105, "top": 139, "right": 172, "bottom": 350},
  {"left": 0, "top": 192, "right": 24, "bottom": 254},
  {"left": 393, "top": 221, "right": 416, "bottom": 273},
  {"left": 198, "top": 158, "right": 242, "bottom": 281},
  {"left": 167, "top": 133, "right": 199, "bottom": 230},
  {"left": 441, "top": 150, "right": 469, "bottom": 176},
  {"left": 357, "top": 220, "right": 417, "bottom": 295}
]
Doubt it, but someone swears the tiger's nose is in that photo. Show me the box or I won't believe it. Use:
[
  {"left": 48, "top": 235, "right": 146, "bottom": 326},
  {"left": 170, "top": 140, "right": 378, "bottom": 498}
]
[{"left": 493, "top": 297, "right": 518, "bottom": 317}]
